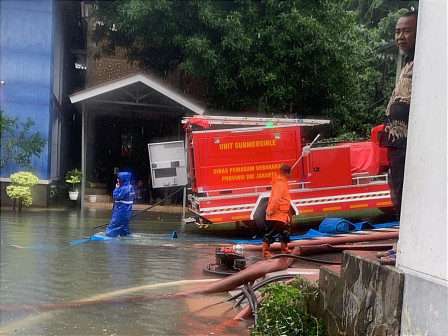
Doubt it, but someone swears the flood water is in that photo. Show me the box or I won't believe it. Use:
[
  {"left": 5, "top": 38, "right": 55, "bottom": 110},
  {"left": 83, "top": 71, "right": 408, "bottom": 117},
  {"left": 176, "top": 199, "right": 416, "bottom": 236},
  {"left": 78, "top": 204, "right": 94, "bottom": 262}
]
[
  {"left": 0, "top": 208, "right": 259, "bottom": 336},
  {"left": 0, "top": 206, "right": 392, "bottom": 336}
]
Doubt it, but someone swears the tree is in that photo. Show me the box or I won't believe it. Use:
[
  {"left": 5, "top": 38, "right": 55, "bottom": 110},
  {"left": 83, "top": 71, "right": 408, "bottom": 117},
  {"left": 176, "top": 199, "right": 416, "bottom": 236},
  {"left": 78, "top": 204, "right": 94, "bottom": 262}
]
[
  {"left": 6, "top": 171, "right": 39, "bottom": 212},
  {"left": 92, "top": 0, "right": 408, "bottom": 137},
  {"left": 348, "top": 0, "right": 418, "bottom": 29},
  {"left": 0, "top": 110, "right": 46, "bottom": 170}
]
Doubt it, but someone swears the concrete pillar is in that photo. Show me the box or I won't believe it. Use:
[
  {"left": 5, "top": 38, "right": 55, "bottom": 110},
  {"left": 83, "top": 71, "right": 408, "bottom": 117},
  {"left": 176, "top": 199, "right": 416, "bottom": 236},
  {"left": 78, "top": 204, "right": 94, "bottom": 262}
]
[
  {"left": 397, "top": 1, "right": 448, "bottom": 335},
  {"left": 81, "top": 102, "right": 87, "bottom": 210}
]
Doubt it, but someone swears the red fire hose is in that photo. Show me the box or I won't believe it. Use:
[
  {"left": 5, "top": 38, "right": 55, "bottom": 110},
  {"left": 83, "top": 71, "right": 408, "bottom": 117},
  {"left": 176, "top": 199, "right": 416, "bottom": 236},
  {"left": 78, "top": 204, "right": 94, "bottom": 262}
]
[{"left": 241, "top": 231, "right": 399, "bottom": 251}]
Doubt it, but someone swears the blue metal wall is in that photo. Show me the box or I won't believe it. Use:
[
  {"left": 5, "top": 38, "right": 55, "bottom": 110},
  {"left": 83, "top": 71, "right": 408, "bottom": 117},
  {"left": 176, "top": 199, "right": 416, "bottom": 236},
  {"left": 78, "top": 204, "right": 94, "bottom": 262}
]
[{"left": 0, "top": 0, "right": 53, "bottom": 179}]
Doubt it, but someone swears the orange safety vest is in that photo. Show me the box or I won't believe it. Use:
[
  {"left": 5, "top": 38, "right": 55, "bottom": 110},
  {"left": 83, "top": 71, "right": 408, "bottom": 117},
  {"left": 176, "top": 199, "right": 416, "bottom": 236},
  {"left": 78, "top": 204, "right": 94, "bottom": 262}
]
[{"left": 266, "top": 174, "right": 291, "bottom": 223}]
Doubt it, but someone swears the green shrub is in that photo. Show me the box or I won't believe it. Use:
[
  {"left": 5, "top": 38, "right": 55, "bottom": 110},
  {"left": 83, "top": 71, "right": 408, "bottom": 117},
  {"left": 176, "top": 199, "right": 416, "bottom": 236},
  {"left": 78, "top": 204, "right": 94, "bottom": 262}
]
[
  {"left": 65, "top": 168, "right": 83, "bottom": 191},
  {"left": 6, "top": 171, "right": 38, "bottom": 210},
  {"left": 251, "top": 276, "right": 324, "bottom": 336},
  {"left": 49, "top": 184, "right": 60, "bottom": 204},
  {"left": 88, "top": 181, "right": 97, "bottom": 188}
]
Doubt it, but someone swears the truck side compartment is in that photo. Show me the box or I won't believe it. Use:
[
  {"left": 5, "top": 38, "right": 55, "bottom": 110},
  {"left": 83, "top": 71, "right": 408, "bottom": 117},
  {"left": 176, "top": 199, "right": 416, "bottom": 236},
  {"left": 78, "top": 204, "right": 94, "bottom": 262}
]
[{"left": 188, "top": 125, "right": 303, "bottom": 193}]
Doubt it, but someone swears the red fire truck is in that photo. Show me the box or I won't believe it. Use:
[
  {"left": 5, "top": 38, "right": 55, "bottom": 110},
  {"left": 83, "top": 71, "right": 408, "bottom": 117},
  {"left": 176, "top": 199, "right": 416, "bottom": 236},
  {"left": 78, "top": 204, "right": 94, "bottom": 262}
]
[{"left": 181, "top": 115, "right": 391, "bottom": 228}]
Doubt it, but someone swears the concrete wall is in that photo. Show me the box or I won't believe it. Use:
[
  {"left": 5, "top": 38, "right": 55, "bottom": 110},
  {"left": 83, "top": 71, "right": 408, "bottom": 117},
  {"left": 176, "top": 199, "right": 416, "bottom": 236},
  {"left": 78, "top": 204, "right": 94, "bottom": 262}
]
[
  {"left": 315, "top": 251, "right": 404, "bottom": 336},
  {"left": 397, "top": 0, "right": 448, "bottom": 334},
  {"left": 0, "top": 0, "right": 53, "bottom": 180},
  {"left": 0, "top": 181, "right": 49, "bottom": 207}
]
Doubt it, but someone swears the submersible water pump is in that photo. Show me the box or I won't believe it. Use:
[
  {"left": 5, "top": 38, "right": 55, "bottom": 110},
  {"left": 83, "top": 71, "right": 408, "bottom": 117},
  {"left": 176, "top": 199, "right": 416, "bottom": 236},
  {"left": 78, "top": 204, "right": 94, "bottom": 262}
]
[{"left": 203, "top": 245, "right": 246, "bottom": 276}]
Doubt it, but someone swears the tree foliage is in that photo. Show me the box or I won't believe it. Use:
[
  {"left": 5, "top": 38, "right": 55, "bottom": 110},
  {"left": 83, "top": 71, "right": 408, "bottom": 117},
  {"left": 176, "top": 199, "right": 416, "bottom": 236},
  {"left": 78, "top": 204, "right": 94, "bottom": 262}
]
[
  {"left": 6, "top": 171, "right": 39, "bottom": 210},
  {"left": 0, "top": 110, "right": 46, "bottom": 170},
  {"left": 92, "top": 0, "right": 417, "bottom": 137},
  {"left": 348, "top": 0, "right": 418, "bottom": 29}
]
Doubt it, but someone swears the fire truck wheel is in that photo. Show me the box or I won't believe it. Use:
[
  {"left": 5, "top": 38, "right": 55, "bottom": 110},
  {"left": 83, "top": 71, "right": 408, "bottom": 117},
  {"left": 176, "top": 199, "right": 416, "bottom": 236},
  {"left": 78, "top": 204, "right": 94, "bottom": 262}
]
[
  {"left": 240, "top": 220, "right": 255, "bottom": 229},
  {"left": 253, "top": 198, "right": 269, "bottom": 238},
  {"left": 378, "top": 206, "right": 395, "bottom": 215}
]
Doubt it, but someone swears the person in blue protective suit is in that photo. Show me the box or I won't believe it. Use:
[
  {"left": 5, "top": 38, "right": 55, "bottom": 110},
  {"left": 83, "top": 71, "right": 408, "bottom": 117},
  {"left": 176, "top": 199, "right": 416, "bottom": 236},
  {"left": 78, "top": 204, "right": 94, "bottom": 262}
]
[{"left": 106, "top": 172, "right": 135, "bottom": 237}]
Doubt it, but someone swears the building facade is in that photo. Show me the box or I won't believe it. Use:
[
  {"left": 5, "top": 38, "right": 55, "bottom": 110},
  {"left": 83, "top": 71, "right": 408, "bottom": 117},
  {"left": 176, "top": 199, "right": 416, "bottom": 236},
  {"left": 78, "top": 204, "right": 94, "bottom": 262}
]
[{"left": 0, "top": 0, "right": 66, "bottom": 205}]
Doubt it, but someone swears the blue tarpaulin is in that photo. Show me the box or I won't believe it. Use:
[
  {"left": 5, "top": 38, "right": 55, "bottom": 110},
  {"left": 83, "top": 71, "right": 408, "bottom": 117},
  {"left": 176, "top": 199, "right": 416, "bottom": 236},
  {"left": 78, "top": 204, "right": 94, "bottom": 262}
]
[{"left": 318, "top": 218, "right": 356, "bottom": 234}]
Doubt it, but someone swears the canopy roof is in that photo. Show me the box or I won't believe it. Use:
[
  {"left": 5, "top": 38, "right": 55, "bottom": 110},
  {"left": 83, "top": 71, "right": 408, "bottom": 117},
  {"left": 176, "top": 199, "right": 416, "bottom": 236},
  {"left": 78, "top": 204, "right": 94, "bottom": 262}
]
[
  {"left": 68, "top": 72, "right": 205, "bottom": 210},
  {"left": 69, "top": 72, "right": 205, "bottom": 116}
]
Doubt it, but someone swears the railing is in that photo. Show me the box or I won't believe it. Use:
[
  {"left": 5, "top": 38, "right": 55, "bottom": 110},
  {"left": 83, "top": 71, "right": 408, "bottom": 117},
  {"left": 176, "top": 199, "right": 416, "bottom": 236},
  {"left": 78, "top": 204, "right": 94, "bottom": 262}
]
[{"left": 352, "top": 173, "right": 388, "bottom": 185}]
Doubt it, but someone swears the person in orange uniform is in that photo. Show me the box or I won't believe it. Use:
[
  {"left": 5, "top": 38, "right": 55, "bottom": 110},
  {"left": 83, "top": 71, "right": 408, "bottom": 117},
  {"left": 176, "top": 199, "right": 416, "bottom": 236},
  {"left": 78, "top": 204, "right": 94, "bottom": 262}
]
[{"left": 263, "top": 164, "right": 292, "bottom": 258}]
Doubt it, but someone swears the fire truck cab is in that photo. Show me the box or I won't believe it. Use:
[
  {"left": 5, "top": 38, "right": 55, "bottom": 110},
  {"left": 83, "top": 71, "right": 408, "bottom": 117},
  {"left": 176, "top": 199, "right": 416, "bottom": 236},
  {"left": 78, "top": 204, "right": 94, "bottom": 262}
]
[{"left": 169, "top": 116, "right": 391, "bottom": 228}]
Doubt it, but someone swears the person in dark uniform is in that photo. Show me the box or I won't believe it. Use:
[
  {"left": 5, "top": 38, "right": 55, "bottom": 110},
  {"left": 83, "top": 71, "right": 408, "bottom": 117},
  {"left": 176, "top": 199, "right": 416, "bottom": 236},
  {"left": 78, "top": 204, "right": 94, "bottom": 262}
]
[{"left": 134, "top": 179, "right": 148, "bottom": 204}]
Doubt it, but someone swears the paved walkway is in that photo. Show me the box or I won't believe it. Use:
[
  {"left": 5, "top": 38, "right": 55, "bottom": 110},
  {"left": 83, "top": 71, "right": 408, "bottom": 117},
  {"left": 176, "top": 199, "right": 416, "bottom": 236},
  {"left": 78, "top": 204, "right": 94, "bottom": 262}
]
[
  {"left": 1, "top": 201, "right": 186, "bottom": 216},
  {"left": 83, "top": 200, "right": 186, "bottom": 213}
]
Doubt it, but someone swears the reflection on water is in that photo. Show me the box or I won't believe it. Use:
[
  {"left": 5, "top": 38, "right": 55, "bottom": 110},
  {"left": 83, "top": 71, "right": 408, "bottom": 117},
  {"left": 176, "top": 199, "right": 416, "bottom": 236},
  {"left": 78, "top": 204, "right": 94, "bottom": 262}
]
[{"left": 0, "top": 209, "right": 252, "bottom": 335}]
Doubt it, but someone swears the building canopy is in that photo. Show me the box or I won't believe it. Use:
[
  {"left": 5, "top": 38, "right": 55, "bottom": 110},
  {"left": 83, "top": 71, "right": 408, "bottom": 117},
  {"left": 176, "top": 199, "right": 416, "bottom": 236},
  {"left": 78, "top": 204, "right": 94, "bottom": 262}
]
[
  {"left": 68, "top": 72, "right": 205, "bottom": 208},
  {"left": 69, "top": 72, "right": 205, "bottom": 116}
]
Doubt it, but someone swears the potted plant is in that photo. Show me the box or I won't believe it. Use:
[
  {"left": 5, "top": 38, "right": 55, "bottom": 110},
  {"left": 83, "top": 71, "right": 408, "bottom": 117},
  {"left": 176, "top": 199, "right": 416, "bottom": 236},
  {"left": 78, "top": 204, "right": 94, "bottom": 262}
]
[
  {"left": 87, "top": 181, "right": 97, "bottom": 202},
  {"left": 65, "top": 168, "right": 82, "bottom": 200}
]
